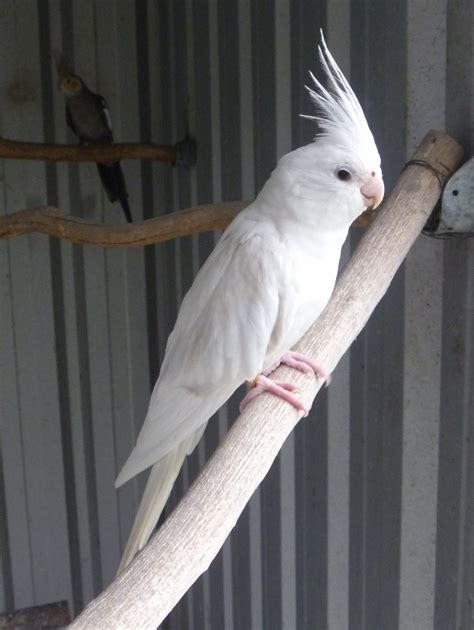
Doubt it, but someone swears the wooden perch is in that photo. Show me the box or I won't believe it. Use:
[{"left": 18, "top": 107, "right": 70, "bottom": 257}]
[
  {"left": 0, "top": 202, "right": 248, "bottom": 247},
  {"left": 70, "top": 130, "right": 463, "bottom": 629},
  {"left": 0, "top": 136, "right": 177, "bottom": 163},
  {"left": 0, "top": 600, "right": 71, "bottom": 628},
  {"left": 0, "top": 203, "right": 378, "bottom": 248}
]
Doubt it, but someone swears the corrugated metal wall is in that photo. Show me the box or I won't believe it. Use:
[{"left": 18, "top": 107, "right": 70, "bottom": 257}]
[{"left": 0, "top": 1, "right": 473, "bottom": 628}]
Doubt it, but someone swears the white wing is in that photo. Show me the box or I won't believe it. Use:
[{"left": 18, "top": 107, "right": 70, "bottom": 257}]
[
  {"left": 99, "top": 95, "right": 113, "bottom": 133},
  {"left": 116, "top": 214, "right": 290, "bottom": 486}
]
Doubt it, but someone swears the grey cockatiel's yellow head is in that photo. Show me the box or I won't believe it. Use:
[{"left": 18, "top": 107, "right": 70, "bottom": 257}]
[
  {"left": 53, "top": 50, "right": 83, "bottom": 96},
  {"left": 57, "top": 74, "right": 83, "bottom": 97}
]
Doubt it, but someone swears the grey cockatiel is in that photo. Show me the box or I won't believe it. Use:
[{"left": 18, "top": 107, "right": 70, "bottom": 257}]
[
  {"left": 116, "top": 34, "right": 384, "bottom": 573},
  {"left": 56, "top": 61, "right": 133, "bottom": 223}
]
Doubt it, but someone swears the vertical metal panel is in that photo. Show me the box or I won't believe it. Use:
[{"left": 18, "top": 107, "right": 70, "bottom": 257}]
[
  {"left": 151, "top": 4, "right": 182, "bottom": 629},
  {"left": 434, "top": 5, "right": 474, "bottom": 630},
  {"left": 0, "top": 1, "right": 473, "bottom": 628},
  {"left": 401, "top": 3, "right": 446, "bottom": 629},
  {"left": 236, "top": 5, "right": 264, "bottom": 630},
  {"left": 0, "top": 0, "right": 34, "bottom": 596},
  {"left": 1, "top": 0, "right": 72, "bottom": 612},
  {"left": 250, "top": 4, "right": 284, "bottom": 629},
  {"left": 199, "top": 2, "right": 226, "bottom": 627},
  {"left": 326, "top": 8, "right": 351, "bottom": 630},
  {"left": 38, "top": 0, "right": 85, "bottom": 613},
  {"left": 52, "top": 0, "right": 104, "bottom": 605},
  {"left": 275, "top": 7, "right": 297, "bottom": 630},
  {"left": 349, "top": 3, "right": 407, "bottom": 629},
  {"left": 290, "top": 3, "right": 329, "bottom": 629}
]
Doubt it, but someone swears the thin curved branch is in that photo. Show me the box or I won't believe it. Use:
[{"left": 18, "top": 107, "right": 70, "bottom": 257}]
[
  {"left": 0, "top": 202, "right": 250, "bottom": 247},
  {"left": 0, "top": 202, "right": 378, "bottom": 248},
  {"left": 0, "top": 136, "right": 177, "bottom": 163}
]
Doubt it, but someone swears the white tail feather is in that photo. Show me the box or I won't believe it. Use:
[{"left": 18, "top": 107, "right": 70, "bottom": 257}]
[{"left": 117, "top": 425, "right": 206, "bottom": 574}]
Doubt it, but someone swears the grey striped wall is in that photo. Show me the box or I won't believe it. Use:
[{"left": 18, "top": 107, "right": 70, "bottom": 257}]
[{"left": 0, "top": 1, "right": 473, "bottom": 628}]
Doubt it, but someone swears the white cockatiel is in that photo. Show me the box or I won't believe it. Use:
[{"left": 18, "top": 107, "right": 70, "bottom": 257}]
[{"left": 116, "top": 34, "right": 384, "bottom": 573}]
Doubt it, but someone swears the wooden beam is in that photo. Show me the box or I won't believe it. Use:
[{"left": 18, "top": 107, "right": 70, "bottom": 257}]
[{"left": 0, "top": 136, "right": 177, "bottom": 163}]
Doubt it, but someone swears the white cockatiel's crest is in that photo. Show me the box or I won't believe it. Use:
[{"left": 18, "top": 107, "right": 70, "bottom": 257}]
[{"left": 302, "top": 31, "right": 380, "bottom": 169}]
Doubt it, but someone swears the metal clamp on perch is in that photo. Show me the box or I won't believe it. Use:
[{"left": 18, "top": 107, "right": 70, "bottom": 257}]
[{"left": 173, "top": 134, "right": 197, "bottom": 167}]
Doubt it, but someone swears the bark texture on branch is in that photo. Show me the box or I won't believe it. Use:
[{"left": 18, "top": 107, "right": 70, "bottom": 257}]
[
  {"left": 0, "top": 203, "right": 377, "bottom": 247},
  {"left": 0, "top": 600, "right": 71, "bottom": 627},
  {"left": 70, "top": 130, "right": 463, "bottom": 629},
  {"left": 0, "top": 136, "right": 177, "bottom": 163},
  {"left": 0, "top": 203, "right": 249, "bottom": 247}
]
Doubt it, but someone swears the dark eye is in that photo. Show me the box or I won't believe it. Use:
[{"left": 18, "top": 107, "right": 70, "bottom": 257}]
[{"left": 337, "top": 168, "right": 352, "bottom": 181}]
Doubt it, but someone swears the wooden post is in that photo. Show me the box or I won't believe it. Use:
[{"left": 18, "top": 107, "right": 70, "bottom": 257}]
[{"left": 70, "top": 131, "right": 463, "bottom": 629}]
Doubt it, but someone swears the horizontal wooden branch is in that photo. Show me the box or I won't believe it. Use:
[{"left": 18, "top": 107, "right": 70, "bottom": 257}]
[
  {"left": 0, "top": 136, "right": 177, "bottom": 163},
  {"left": 0, "top": 203, "right": 378, "bottom": 247},
  {"left": 0, "top": 600, "right": 71, "bottom": 627},
  {"left": 70, "top": 129, "right": 464, "bottom": 629},
  {"left": 0, "top": 202, "right": 248, "bottom": 247}
]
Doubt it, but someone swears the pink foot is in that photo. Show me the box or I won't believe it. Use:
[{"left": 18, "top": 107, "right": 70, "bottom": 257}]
[
  {"left": 264, "top": 351, "right": 331, "bottom": 385},
  {"left": 240, "top": 374, "right": 308, "bottom": 415}
]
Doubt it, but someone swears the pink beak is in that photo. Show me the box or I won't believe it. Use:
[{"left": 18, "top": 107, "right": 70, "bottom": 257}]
[{"left": 360, "top": 171, "right": 384, "bottom": 209}]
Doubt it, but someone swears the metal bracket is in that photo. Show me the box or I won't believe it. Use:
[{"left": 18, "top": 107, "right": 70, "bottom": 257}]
[
  {"left": 424, "top": 157, "right": 474, "bottom": 238},
  {"left": 173, "top": 134, "right": 197, "bottom": 168}
]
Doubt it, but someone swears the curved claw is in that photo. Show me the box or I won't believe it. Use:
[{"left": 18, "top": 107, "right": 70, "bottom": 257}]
[
  {"left": 240, "top": 374, "right": 307, "bottom": 415},
  {"left": 264, "top": 350, "right": 331, "bottom": 385},
  {"left": 240, "top": 352, "right": 331, "bottom": 416}
]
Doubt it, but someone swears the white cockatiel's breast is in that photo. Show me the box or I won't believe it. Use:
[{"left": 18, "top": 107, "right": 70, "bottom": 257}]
[
  {"left": 116, "top": 206, "right": 346, "bottom": 483},
  {"left": 262, "top": 223, "right": 346, "bottom": 370}
]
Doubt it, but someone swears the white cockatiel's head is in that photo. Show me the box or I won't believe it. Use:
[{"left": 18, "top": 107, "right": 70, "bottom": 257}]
[{"left": 278, "top": 32, "right": 384, "bottom": 219}]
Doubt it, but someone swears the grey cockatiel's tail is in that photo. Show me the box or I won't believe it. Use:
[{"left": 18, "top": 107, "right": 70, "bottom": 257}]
[
  {"left": 55, "top": 53, "right": 133, "bottom": 223},
  {"left": 115, "top": 32, "right": 384, "bottom": 573}
]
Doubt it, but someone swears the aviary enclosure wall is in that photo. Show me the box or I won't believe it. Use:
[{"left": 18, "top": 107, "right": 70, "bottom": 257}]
[{"left": 0, "top": 1, "right": 473, "bottom": 629}]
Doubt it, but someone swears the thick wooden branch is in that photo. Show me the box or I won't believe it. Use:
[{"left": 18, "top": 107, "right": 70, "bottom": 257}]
[
  {"left": 0, "top": 136, "right": 180, "bottom": 163},
  {"left": 0, "top": 203, "right": 378, "bottom": 247},
  {"left": 70, "top": 130, "right": 463, "bottom": 629}
]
